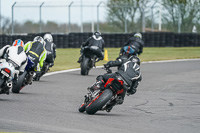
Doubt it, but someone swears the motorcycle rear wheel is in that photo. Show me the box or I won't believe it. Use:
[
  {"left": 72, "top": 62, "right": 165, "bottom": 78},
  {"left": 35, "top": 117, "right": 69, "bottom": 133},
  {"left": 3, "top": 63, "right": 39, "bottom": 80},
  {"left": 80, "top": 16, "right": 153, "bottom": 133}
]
[
  {"left": 12, "top": 71, "right": 27, "bottom": 93},
  {"left": 81, "top": 57, "right": 90, "bottom": 75},
  {"left": 0, "top": 78, "right": 4, "bottom": 87},
  {"left": 85, "top": 89, "right": 113, "bottom": 115}
]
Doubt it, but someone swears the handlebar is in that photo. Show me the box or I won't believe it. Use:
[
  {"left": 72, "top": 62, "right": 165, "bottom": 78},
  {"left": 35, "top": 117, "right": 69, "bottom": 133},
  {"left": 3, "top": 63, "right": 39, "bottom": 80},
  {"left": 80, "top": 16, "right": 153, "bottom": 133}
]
[{"left": 102, "top": 66, "right": 112, "bottom": 73}]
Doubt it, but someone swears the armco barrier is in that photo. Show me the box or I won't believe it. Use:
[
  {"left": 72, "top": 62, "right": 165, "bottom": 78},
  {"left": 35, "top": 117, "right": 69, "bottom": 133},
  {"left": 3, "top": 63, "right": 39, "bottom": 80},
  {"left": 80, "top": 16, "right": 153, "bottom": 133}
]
[{"left": 0, "top": 32, "right": 199, "bottom": 48}]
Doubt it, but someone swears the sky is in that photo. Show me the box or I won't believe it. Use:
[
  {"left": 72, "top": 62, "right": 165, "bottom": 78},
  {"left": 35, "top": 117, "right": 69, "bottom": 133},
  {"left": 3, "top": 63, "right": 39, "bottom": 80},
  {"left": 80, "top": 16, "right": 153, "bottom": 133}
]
[{"left": 1, "top": 0, "right": 108, "bottom": 25}]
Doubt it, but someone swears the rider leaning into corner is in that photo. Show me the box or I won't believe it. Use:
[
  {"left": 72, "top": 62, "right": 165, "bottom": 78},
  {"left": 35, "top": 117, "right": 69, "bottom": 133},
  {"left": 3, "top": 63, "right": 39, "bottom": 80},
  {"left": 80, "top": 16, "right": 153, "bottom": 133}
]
[
  {"left": 77, "top": 31, "right": 105, "bottom": 63},
  {"left": 43, "top": 33, "right": 56, "bottom": 67},
  {"left": 88, "top": 47, "right": 142, "bottom": 112},
  {"left": 0, "top": 39, "right": 27, "bottom": 93},
  {"left": 119, "top": 32, "right": 144, "bottom": 56},
  {"left": 24, "top": 36, "right": 47, "bottom": 77}
]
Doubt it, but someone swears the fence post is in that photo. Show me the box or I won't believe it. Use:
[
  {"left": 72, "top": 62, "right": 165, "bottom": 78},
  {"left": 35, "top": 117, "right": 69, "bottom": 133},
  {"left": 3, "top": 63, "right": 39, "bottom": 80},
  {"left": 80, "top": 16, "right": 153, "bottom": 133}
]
[
  {"left": 68, "top": 2, "right": 73, "bottom": 33},
  {"left": 97, "top": 1, "right": 104, "bottom": 31},
  {"left": 11, "top": 2, "right": 17, "bottom": 35},
  {"left": 39, "top": 2, "right": 45, "bottom": 33}
]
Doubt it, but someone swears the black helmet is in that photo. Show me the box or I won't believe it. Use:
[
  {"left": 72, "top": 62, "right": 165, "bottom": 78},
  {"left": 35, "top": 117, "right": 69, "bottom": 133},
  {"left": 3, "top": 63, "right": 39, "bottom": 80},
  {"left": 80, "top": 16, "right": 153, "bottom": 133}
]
[{"left": 93, "top": 31, "right": 101, "bottom": 39}]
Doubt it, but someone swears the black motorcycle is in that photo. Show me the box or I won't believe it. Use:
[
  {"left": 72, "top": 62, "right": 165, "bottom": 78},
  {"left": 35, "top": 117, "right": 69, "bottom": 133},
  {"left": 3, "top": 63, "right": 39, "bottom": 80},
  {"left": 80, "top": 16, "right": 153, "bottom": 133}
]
[
  {"left": 78, "top": 67, "right": 129, "bottom": 114},
  {"left": 80, "top": 46, "right": 98, "bottom": 75},
  {"left": 12, "top": 57, "right": 35, "bottom": 93}
]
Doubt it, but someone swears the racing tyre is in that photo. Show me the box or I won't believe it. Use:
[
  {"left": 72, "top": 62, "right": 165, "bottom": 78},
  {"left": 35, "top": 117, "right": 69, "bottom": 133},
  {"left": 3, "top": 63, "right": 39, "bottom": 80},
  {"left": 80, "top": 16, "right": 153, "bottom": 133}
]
[
  {"left": 12, "top": 71, "right": 27, "bottom": 93},
  {"left": 0, "top": 78, "right": 4, "bottom": 87},
  {"left": 78, "top": 103, "right": 86, "bottom": 113},
  {"left": 86, "top": 89, "right": 113, "bottom": 115},
  {"left": 81, "top": 57, "right": 90, "bottom": 75}
]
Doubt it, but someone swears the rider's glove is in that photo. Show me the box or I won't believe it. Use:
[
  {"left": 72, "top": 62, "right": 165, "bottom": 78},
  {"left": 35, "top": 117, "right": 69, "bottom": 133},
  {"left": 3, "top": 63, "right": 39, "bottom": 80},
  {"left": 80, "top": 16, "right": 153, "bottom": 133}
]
[{"left": 104, "top": 64, "right": 110, "bottom": 69}]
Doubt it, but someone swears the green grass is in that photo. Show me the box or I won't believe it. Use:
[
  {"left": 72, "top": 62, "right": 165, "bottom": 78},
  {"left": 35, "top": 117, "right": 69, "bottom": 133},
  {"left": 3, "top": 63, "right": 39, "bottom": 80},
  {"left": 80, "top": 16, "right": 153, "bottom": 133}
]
[{"left": 50, "top": 47, "right": 200, "bottom": 72}]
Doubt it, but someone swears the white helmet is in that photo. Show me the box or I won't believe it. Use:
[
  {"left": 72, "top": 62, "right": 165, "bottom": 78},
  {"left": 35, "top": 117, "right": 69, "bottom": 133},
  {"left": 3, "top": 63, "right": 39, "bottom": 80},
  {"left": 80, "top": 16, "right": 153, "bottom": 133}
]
[
  {"left": 134, "top": 33, "right": 142, "bottom": 39},
  {"left": 44, "top": 33, "right": 53, "bottom": 42},
  {"left": 33, "top": 36, "right": 45, "bottom": 45}
]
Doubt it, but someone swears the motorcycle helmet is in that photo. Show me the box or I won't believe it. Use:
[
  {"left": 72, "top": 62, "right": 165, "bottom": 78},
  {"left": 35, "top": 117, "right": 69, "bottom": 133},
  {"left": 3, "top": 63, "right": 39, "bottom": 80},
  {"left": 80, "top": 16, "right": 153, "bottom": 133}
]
[
  {"left": 134, "top": 32, "right": 142, "bottom": 39},
  {"left": 93, "top": 31, "right": 101, "bottom": 39},
  {"left": 43, "top": 33, "right": 53, "bottom": 42},
  {"left": 12, "top": 39, "right": 24, "bottom": 47},
  {"left": 33, "top": 36, "right": 45, "bottom": 45}
]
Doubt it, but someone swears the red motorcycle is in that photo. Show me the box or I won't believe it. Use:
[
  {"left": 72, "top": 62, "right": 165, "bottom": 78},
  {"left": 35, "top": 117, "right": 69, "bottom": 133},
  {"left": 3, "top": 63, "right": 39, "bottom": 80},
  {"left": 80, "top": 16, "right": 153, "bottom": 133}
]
[{"left": 79, "top": 67, "right": 128, "bottom": 114}]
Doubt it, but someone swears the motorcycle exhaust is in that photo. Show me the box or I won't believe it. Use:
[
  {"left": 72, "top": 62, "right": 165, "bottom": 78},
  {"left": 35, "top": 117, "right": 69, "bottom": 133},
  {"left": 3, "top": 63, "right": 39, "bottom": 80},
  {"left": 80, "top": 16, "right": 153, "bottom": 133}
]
[
  {"left": 3, "top": 82, "right": 12, "bottom": 90},
  {"left": 7, "top": 82, "right": 12, "bottom": 88},
  {"left": 1, "top": 82, "right": 12, "bottom": 95},
  {"left": 26, "top": 71, "right": 34, "bottom": 85}
]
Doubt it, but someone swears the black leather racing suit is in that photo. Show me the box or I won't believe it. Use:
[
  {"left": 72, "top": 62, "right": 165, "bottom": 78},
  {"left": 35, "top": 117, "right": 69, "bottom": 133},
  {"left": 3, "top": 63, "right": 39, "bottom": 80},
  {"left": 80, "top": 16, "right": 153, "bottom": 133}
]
[
  {"left": 44, "top": 39, "right": 56, "bottom": 67},
  {"left": 82, "top": 35, "right": 105, "bottom": 60},
  {"left": 120, "top": 37, "right": 144, "bottom": 55},
  {"left": 96, "top": 55, "right": 142, "bottom": 103}
]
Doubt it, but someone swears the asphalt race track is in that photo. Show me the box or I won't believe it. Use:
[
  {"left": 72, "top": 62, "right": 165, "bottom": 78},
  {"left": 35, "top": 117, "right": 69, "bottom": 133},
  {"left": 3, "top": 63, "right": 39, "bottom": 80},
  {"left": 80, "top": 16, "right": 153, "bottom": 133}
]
[{"left": 0, "top": 59, "right": 200, "bottom": 133}]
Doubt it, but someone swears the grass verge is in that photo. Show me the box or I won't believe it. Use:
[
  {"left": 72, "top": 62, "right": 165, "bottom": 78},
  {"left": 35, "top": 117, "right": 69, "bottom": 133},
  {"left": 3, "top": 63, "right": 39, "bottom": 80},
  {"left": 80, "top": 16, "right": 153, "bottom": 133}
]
[{"left": 50, "top": 47, "right": 200, "bottom": 72}]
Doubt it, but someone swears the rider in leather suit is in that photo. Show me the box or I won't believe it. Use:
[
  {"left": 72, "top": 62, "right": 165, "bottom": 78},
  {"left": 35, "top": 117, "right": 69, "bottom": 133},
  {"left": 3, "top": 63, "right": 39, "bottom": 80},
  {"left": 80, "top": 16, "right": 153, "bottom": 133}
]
[
  {"left": 43, "top": 33, "right": 56, "bottom": 67},
  {"left": 0, "top": 39, "right": 27, "bottom": 93},
  {"left": 119, "top": 32, "right": 144, "bottom": 56},
  {"left": 88, "top": 48, "right": 142, "bottom": 112},
  {"left": 77, "top": 31, "right": 105, "bottom": 63},
  {"left": 24, "top": 36, "right": 47, "bottom": 72}
]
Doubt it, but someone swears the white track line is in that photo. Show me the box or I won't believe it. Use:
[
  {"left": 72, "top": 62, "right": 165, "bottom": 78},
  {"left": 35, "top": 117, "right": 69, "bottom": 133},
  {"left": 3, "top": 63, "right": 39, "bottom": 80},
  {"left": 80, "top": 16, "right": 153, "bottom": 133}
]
[
  {"left": 44, "top": 58, "right": 200, "bottom": 77},
  {"left": 142, "top": 58, "right": 200, "bottom": 64}
]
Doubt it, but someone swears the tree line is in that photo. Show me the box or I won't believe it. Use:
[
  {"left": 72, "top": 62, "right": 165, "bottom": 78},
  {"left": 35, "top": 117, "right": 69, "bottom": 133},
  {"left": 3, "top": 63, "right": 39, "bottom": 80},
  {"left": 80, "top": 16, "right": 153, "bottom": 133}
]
[{"left": 1, "top": 0, "right": 200, "bottom": 34}]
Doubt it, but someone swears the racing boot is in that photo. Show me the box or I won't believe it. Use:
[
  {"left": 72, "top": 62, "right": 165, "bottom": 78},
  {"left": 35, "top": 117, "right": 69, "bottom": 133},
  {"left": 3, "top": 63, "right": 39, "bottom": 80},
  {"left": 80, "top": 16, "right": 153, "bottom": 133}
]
[
  {"left": 105, "top": 100, "right": 116, "bottom": 112},
  {"left": 49, "top": 63, "right": 54, "bottom": 67},
  {"left": 115, "top": 95, "right": 124, "bottom": 105},
  {"left": 87, "top": 79, "right": 105, "bottom": 92},
  {"left": 77, "top": 55, "right": 83, "bottom": 63}
]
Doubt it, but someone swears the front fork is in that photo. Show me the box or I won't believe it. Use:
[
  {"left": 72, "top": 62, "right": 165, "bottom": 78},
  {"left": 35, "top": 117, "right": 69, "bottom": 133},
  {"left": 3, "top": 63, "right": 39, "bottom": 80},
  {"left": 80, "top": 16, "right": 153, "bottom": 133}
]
[{"left": 84, "top": 89, "right": 100, "bottom": 105}]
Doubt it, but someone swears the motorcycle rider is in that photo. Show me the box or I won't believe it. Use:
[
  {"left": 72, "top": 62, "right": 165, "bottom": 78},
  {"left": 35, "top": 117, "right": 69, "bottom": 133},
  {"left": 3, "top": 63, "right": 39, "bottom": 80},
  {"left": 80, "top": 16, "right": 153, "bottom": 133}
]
[
  {"left": 43, "top": 33, "right": 56, "bottom": 67},
  {"left": 77, "top": 31, "right": 105, "bottom": 63},
  {"left": 119, "top": 32, "right": 144, "bottom": 56},
  {"left": 0, "top": 39, "right": 27, "bottom": 93},
  {"left": 24, "top": 36, "right": 47, "bottom": 76},
  {"left": 88, "top": 46, "right": 142, "bottom": 112}
]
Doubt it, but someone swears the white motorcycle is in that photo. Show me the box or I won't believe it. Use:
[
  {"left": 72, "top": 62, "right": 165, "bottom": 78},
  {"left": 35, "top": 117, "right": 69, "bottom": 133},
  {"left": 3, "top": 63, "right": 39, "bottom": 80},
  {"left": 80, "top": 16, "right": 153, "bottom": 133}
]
[{"left": 0, "top": 59, "right": 15, "bottom": 95}]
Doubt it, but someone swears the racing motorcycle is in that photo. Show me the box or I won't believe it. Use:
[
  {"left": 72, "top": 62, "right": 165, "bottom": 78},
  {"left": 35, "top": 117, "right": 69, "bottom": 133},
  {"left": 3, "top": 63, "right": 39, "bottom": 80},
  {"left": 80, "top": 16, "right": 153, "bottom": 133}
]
[
  {"left": 80, "top": 46, "right": 98, "bottom": 75},
  {"left": 34, "top": 50, "right": 55, "bottom": 81},
  {"left": 78, "top": 67, "right": 128, "bottom": 114},
  {"left": 12, "top": 57, "right": 35, "bottom": 93},
  {"left": 0, "top": 59, "right": 15, "bottom": 95}
]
